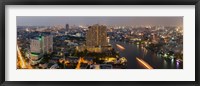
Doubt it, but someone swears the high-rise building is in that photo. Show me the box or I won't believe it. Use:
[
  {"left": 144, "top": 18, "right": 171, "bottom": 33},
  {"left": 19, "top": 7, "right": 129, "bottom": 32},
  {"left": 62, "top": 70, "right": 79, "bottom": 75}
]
[
  {"left": 30, "top": 35, "right": 53, "bottom": 60},
  {"left": 41, "top": 35, "right": 53, "bottom": 53},
  {"left": 86, "top": 24, "right": 108, "bottom": 47},
  {"left": 66, "top": 24, "right": 69, "bottom": 30},
  {"left": 30, "top": 39, "right": 41, "bottom": 53},
  {"left": 77, "top": 24, "right": 111, "bottom": 53}
]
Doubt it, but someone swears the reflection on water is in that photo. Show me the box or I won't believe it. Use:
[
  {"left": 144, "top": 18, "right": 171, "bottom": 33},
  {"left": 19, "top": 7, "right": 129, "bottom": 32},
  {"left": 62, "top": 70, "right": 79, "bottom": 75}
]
[
  {"left": 163, "top": 60, "right": 167, "bottom": 68},
  {"left": 171, "top": 59, "right": 174, "bottom": 67},
  {"left": 110, "top": 40, "right": 183, "bottom": 69},
  {"left": 176, "top": 61, "right": 180, "bottom": 69}
]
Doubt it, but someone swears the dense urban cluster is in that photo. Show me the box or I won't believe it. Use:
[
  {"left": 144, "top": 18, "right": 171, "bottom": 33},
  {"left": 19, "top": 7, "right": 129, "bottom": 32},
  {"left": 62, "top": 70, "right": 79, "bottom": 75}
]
[
  {"left": 108, "top": 26, "right": 183, "bottom": 61},
  {"left": 17, "top": 24, "right": 183, "bottom": 69}
]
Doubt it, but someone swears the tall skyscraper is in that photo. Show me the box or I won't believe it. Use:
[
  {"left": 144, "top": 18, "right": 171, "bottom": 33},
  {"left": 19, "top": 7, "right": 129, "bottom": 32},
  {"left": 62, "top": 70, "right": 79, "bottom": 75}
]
[{"left": 86, "top": 24, "right": 108, "bottom": 47}]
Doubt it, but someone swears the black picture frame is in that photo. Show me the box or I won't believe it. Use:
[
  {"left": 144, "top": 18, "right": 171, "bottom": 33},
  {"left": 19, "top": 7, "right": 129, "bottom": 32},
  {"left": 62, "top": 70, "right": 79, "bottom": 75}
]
[{"left": 0, "top": 0, "right": 199, "bottom": 86}]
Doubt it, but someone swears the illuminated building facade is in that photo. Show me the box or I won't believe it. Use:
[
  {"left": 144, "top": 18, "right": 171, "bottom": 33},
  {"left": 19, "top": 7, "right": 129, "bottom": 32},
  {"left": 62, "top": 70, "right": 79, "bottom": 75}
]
[
  {"left": 76, "top": 24, "right": 111, "bottom": 53},
  {"left": 30, "top": 35, "right": 53, "bottom": 60},
  {"left": 86, "top": 24, "right": 108, "bottom": 47}
]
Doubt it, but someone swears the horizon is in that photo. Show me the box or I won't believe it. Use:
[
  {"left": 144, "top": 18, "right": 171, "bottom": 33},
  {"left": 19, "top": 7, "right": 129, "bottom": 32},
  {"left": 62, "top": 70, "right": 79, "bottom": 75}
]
[{"left": 17, "top": 16, "right": 183, "bottom": 27}]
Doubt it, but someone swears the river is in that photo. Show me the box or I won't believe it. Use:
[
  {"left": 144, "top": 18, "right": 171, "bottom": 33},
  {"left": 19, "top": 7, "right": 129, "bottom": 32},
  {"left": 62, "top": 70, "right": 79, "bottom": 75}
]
[{"left": 110, "top": 40, "right": 183, "bottom": 69}]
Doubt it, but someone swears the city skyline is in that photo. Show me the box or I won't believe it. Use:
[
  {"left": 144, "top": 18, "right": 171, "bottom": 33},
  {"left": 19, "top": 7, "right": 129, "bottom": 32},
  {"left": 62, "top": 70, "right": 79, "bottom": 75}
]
[
  {"left": 17, "top": 17, "right": 183, "bottom": 69},
  {"left": 17, "top": 16, "right": 183, "bottom": 26}
]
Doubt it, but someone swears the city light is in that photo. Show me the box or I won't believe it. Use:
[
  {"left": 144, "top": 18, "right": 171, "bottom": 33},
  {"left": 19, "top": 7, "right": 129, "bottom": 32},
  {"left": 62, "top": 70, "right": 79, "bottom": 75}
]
[
  {"left": 17, "top": 45, "right": 26, "bottom": 68},
  {"left": 136, "top": 57, "right": 153, "bottom": 69},
  {"left": 17, "top": 17, "right": 183, "bottom": 69},
  {"left": 116, "top": 44, "right": 125, "bottom": 50}
]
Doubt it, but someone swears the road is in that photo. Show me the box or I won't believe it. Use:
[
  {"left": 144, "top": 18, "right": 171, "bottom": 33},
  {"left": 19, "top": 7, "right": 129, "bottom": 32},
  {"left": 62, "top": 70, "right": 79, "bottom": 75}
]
[
  {"left": 17, "top": 45, "right": 26, "bottom": 68},
  {"left": 17, "top": 45, "right": 32, "bottom": 69}
]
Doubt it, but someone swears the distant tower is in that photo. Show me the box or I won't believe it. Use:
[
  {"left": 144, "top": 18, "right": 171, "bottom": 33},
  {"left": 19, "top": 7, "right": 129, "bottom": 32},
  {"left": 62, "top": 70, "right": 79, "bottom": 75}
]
[{"left": 66, "top": 24, "right": 69, "bottom": 30}]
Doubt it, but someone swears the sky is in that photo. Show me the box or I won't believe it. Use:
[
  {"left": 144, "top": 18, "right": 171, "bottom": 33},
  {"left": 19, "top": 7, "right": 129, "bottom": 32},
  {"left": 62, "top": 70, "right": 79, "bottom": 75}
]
[{"left": 17, "top": 16, "right": 183, "bottom": 26}]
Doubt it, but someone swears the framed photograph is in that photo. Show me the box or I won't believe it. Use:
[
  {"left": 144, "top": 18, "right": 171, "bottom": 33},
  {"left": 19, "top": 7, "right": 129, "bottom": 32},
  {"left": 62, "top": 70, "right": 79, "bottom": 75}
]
[{"left": 0, "top": 0, "right": 199, "bottom": 86}]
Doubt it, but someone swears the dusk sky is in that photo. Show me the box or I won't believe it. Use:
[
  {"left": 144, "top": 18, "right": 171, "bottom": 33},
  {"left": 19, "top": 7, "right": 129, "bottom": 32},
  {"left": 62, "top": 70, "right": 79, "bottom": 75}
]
[{"left": 17, "top": 16, "right": 183, "bottom": 26}]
